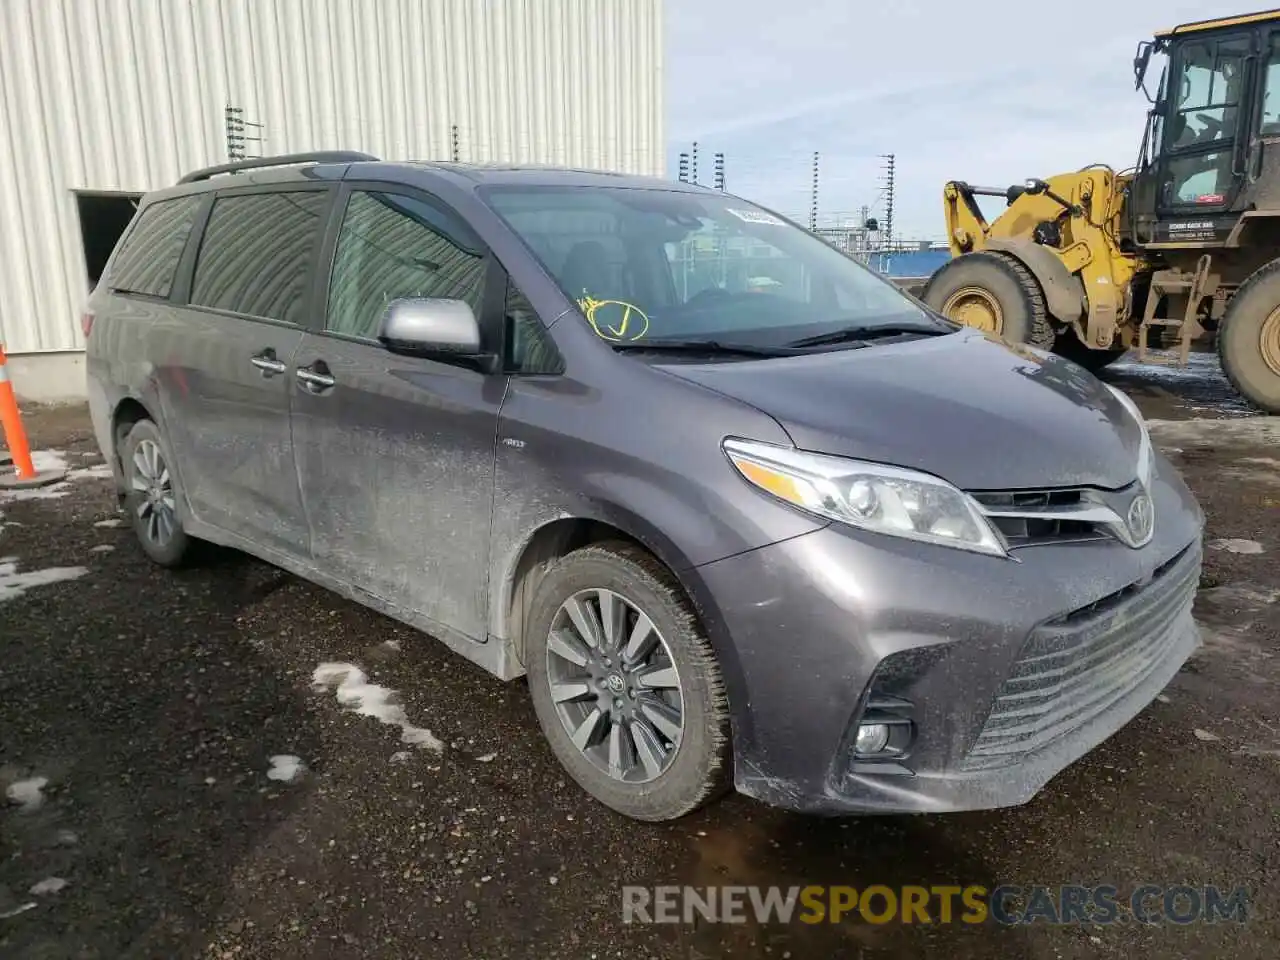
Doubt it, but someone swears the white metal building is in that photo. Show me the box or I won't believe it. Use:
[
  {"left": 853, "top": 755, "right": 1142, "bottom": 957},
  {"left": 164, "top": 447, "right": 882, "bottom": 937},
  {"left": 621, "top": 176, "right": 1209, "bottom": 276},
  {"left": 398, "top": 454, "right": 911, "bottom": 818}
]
[{"left": 0, "top": 0, "right": 664, "bottom": 401}]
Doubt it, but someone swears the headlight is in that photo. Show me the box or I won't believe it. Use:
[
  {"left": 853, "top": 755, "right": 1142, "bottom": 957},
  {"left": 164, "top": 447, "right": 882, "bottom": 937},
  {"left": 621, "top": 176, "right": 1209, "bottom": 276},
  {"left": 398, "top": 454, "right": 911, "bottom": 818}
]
[
  {"left": 723, "top": 438, "right": 1008, "bottom": 557},
  {"left": 1104, "top": 384, "right": 1154, "bottom": 485}
]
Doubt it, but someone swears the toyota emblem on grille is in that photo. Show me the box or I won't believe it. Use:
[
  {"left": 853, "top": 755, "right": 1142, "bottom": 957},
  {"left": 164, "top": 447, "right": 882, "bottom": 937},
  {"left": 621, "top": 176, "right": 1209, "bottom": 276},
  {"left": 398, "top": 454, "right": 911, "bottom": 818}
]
[{"left": 1126, "top": 491, "right": 1154, "bottom": 546}]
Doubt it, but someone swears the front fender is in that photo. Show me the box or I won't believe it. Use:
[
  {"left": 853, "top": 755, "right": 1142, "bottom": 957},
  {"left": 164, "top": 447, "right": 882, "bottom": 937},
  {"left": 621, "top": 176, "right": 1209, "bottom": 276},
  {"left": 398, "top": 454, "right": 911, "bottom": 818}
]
[{"left": 985, "top": 236, "right": 1085, "bottom": 325}]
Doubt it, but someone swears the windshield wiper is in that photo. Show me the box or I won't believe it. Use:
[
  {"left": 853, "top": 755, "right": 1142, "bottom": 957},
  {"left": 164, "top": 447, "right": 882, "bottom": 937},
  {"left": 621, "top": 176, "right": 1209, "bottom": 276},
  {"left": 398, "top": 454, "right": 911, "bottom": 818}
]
[
  {"left": 609, "top": 338, "right": 800, "bottom": 357},
  {"left": 786, "top": 322, "right": 952, "bottom": 349}
]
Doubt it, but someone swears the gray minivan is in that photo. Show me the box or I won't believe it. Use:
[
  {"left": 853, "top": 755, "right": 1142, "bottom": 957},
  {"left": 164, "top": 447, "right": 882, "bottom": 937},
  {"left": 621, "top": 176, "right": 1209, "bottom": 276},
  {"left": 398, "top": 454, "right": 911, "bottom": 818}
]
[{"left": 86, "top": 151, "right": 1204, "bottom": 822}]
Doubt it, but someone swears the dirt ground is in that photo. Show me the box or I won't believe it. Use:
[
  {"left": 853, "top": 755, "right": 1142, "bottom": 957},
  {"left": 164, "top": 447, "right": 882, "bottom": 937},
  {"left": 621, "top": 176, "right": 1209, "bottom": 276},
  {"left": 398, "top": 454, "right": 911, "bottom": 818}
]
[{"left": 1, "top": 353, "right": 1277, "bottom": 959}]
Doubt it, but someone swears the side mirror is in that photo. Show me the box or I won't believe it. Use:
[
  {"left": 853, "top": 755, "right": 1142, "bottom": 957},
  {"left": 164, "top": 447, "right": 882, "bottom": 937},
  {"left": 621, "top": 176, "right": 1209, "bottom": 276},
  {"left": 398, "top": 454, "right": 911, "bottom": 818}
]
[{"left": 378, "top": 297, "right": 482, "bottom": 357}]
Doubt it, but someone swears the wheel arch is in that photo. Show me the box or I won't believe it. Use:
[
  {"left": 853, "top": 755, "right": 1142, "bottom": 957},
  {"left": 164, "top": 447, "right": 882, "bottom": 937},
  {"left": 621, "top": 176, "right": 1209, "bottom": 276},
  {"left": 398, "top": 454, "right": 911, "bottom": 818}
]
[
  {"left": 983, "top": 236, "right": 1086, "bottom": 326},
  {"left": 109, "top": 396, "right": 154, "bottom": 494},
  {"left": 498, "top": 510, "right": 751, "bottom": 752}
]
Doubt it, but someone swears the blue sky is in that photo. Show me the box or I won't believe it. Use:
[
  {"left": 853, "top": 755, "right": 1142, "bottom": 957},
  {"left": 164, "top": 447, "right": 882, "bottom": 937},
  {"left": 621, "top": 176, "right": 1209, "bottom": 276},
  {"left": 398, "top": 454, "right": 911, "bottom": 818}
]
[{"left": 665, "top": 0, "right": 1249, "bottom": 239}]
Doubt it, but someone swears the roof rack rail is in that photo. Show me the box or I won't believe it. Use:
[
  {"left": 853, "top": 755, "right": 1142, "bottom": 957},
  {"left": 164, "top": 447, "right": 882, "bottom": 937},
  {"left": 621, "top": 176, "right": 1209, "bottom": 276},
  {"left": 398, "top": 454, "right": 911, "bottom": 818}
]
[{"left": 177, "top": 151, "right": 379, "bottom": 184}]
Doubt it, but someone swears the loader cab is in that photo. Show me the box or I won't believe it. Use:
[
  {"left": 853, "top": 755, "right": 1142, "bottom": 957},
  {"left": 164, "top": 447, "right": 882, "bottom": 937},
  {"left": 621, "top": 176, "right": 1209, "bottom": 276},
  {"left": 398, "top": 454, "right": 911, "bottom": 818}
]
[{"left": 1130, "top": 9, "right": 1280, "bottom": 247}]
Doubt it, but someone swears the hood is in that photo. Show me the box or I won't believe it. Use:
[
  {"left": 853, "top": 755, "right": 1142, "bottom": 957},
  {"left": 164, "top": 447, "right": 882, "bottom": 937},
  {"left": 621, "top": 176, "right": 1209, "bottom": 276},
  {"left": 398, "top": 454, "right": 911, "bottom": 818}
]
[{"left": 657, "top": 330, "right": 1145, "bottom": 491}]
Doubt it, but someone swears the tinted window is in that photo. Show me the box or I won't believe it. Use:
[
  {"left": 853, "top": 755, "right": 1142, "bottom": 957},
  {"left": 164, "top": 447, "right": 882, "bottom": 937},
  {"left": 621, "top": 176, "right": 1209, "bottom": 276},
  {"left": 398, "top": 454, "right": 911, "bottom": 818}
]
[
  {"left": 505, "top": 277, "right": 562, "bottom": 374},
  {"left": 107, "top": 196, "right": 200, "bottom": 298},
  {"left": 190, "top": 191, "right": 329, "bottom": 323},
  {"left": 326, "top": 191, "right": 486, "bottom": 340}
]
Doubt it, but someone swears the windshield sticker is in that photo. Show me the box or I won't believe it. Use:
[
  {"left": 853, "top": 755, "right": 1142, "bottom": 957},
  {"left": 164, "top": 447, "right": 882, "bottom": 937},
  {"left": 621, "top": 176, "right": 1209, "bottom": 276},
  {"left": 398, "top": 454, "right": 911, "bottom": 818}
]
[
  {"left": 726, "top": 208, "right": 785, "bottom": 226},
  {"left": 578, "top": 295, "right": 650, "bottom": 341}
]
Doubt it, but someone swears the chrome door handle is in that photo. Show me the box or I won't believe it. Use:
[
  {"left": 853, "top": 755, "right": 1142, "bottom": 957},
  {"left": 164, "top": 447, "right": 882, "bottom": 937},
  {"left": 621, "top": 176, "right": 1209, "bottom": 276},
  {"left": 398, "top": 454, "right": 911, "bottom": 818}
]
[
  {"left": 296, "top": 368, "right": 336, "bottom": 389},
  {"left": 250, "top": 356, "right": 287, "bottom": 375}
]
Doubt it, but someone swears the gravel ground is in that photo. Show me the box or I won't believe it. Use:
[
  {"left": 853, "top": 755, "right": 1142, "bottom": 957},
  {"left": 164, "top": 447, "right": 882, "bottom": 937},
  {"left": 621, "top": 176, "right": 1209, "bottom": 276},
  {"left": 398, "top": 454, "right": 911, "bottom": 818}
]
[{"left": 1, "top": 354, "right": 1278, "bottom": 959}]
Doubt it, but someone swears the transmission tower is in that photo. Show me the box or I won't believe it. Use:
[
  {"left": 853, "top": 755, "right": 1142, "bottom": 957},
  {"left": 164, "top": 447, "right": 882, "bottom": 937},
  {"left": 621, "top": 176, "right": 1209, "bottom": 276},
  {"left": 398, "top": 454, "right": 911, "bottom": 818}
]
[
  {"left": 677, "top": 152, "right": 690, "bottom": 183},
  {"left": 691, "top": 141, "right": 699, "bottom": 185},
  {"left": 809, "top": 152, "right": 820, "bottom": 232},
  {"left": 879, "top": 153, "right": 896, "bottom": 248},
  {"left": 713, "top": 153, "right": 725, "bottom": 191}
]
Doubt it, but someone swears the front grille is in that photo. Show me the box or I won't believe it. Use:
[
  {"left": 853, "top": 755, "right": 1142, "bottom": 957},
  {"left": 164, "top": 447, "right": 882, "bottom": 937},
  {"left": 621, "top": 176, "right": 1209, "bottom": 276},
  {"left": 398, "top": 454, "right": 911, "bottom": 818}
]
[
  {"left": 963, "top": 544, "right": 1200, "bottom": 770},
  {"left": 971, "top": 488, "right": 1110, "bottom": 546}
]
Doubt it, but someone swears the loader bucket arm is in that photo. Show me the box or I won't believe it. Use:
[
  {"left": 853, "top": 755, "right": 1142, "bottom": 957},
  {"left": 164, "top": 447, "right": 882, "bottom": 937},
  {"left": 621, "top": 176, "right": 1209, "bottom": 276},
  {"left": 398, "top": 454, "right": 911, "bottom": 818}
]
[{"left": 943, "top": 181, "right": 1010, "bottom": 256}]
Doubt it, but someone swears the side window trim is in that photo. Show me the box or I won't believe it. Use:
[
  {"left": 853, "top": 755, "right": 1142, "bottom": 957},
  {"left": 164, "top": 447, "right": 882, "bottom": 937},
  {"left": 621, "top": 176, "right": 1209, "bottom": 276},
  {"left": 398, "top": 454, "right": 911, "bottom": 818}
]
[
  {"left": 185, "top": 184, "right": 336, "bottom": 328},
  {"left": 316, "top": 181, "right": 500, "bottom": 349}
]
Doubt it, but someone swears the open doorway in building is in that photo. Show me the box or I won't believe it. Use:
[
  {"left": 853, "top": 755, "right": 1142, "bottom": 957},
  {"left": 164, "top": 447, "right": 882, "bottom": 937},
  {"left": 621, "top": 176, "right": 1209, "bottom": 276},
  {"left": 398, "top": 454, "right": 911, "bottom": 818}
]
[{"left": 74, "top": 191, "right": 143, "bottom": 288}]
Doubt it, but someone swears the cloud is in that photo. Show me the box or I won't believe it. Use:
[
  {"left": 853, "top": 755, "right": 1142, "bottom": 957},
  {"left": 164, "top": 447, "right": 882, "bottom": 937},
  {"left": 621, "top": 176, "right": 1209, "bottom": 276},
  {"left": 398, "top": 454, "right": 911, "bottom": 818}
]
[{"left": 667, "top": 0, "right": 1250, "bottom": 237}]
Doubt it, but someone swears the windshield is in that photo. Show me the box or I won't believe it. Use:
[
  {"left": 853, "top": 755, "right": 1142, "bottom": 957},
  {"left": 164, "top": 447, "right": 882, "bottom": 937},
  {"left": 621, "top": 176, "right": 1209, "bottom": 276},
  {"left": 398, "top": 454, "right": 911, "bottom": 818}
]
[{"left": 480, "top": 185, "right": 951, "bottom": 348}]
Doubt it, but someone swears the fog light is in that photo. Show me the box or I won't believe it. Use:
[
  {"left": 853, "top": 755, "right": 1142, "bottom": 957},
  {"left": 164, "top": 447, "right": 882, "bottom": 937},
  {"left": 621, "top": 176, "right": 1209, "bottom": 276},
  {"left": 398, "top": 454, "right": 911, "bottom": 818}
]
[{"left": 854, "top": 722, "right": 891, "bottom": 755}]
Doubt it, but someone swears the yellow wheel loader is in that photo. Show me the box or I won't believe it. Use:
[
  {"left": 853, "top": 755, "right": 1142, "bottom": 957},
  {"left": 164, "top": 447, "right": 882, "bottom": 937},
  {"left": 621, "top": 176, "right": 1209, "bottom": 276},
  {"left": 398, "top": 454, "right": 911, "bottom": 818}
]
[{"left": 919, "top": 8, "right": 1280, "bottom": 413}]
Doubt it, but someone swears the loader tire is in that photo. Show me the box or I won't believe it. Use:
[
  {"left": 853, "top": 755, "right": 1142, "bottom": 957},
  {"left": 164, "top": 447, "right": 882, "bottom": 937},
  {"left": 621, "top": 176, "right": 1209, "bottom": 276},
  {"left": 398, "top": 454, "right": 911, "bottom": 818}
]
[
  {"left": 922, "top": 251, "right": 1055, "bottom": 348},
  {"left": 1218, "top": 259, "right": 1280, "bottom": 414}
]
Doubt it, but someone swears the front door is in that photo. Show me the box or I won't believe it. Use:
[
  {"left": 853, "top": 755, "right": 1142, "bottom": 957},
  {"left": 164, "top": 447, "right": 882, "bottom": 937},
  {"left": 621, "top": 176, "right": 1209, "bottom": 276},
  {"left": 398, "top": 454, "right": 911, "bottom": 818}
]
[
  {"left": 160, "top": 187, "right": 333, "bottom": 558},
  {"left": 290, "top": 186, "right": 505, "bottom": 640}
]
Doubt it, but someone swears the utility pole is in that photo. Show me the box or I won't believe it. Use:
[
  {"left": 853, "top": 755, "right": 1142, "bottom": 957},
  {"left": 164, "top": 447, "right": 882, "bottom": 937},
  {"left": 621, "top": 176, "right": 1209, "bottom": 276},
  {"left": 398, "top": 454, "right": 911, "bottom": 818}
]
[
  {"left": 451, "top": 124, "right": 460, "bottom": 162},
  {"left": 879, "top": 153, "right": 896, "bottom": 249},
  {"left": 677, "top": 152, "right": 690, "bottom": 183},
  {"left": 809, "top": 152, "right": 819, "bottom": 232},
  {"left": 859, "top": 203, "right": 870, "bottom": 255},
  {"left": 713, "top": 152, "right": 725, "bottom": 191},
  {"left": 691, "top": 141, "right": 699, "bottom": 185}
]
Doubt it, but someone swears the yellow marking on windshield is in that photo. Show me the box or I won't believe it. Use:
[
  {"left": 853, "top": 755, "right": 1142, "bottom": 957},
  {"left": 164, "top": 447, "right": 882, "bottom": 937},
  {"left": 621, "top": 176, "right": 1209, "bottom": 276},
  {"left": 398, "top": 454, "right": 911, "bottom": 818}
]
[{"left": 578, "top": 295, "right": 650, "bottom": 341}]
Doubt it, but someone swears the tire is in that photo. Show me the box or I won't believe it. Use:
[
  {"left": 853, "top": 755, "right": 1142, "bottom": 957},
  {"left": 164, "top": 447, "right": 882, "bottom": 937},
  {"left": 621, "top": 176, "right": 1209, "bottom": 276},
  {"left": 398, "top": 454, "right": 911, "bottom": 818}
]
[
  {"left": 119, "top": 419, "right": 196, "bottom": 567},
  {"left": 524, "top": 541, "right": 731, "bottom": 821},
  {"left": 922, "top": 251, "right": 1055, "bottom": 348},
  {"left": 1218, "top": 259, "right": 1280, "bottom": 413},
  {"left": 1052, "top": 328, "right": 1129, "bottom": 373}
]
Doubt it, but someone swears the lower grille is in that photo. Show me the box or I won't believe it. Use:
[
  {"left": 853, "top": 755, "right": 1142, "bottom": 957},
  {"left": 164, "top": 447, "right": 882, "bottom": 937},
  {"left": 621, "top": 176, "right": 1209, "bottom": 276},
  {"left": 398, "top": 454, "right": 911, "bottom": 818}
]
[{"left": 963, "top": 545, "right": 1200, "bottom": 770}]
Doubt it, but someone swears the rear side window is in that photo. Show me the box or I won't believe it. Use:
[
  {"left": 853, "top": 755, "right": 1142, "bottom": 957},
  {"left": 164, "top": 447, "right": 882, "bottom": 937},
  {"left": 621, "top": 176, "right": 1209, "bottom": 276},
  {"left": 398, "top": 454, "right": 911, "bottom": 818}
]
[
  {"left": 107, "top": 196, "right": 201, "bottom": 298},
  {"left": 190, "top": 191, "right": 329, "bottom": 323},
  {"left": 326, "top": 190, "right": 487, "bottom": 340}
]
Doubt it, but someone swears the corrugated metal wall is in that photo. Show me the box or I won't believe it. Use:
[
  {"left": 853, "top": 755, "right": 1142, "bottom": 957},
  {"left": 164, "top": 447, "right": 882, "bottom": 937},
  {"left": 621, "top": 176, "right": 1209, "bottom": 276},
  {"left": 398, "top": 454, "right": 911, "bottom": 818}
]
[{"left": 0, "top": 0, "right": 664, "bottom": 355}]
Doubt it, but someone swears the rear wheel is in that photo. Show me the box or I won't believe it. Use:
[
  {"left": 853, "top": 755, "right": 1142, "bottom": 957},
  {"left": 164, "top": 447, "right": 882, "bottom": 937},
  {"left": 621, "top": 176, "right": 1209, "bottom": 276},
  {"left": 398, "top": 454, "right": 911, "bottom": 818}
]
[
  {"left": 1218, "top": 259, "right": 1280, "bottom": 413},
  {"left": 524, "top": 542, "right": 731, "bottom": 821},
  {"left": 120, "top": 419, "right": 196, "bottom": 567},
  {"left": 922, "top": 251, "right": 1055, "bottom": 347}
]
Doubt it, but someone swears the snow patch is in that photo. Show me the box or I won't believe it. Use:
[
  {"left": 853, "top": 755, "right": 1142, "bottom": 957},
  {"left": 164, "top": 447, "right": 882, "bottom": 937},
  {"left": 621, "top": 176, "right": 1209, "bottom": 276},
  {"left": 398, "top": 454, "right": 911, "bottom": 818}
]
[
  {"left": 312, "top": 662, "right": 443, "bottom": 751},
  {"left": 0, "top": 903, "right": 36, "bottom": 919},
  {"left": 67, "top": 463, "right": 113, "bottom": 481},
  {"left": 1209, "top": 538, "right": 1264, "bottom": 555},
  {"left": 0, "top": 558, "right": 89, "bottom": 604},
  {"left": 6, "top": 776, "right": 48, "bottom": 811},
  {"left": 89, "top": 544, "right": 114, "bottom": 554},
  {"left": 29, "top": 878, "right": 68, "bottom": 896},
  {"left": 266, "top": 755, "right": 307, "bottom": 782},
  {"left": 1194, "top": 728, "right": 1222, "bottom": 742},
  {"left": 93, "top": 518, "right": 124, "bottom": 528}
]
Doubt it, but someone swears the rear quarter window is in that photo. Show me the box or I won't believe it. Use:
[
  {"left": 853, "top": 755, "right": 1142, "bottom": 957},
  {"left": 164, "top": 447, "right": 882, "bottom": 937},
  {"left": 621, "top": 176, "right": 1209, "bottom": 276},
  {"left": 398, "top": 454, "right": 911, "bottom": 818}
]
[{"left": 106, "top": 195, "right": 202, "bottom": 298}]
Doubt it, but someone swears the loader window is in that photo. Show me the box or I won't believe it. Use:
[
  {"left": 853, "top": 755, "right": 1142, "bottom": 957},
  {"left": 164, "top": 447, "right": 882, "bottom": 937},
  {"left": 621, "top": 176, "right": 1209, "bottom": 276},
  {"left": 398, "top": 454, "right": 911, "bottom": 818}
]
[
  {"left": 1261, "top": 36, "right": 1280, "bottom": 135},
  {"left": 1170, "top": 39, "right": 1247, "bottom": 150}
]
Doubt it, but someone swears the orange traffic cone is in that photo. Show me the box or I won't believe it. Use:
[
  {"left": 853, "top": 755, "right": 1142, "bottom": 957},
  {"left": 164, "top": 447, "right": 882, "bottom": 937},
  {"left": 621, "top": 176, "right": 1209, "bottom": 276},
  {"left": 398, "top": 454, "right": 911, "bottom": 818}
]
[{"left": 0, "top": 343, "right": 67, "bottom": 490}]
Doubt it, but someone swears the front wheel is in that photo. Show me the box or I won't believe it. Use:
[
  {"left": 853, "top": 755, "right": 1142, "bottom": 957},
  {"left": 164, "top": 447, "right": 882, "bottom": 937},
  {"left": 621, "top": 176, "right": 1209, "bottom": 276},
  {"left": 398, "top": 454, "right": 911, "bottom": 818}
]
[
  {"left": 921, "top": 251, "right": 1056, "bottom": 348},
  {"left": 524, "top": 542, "right": 731, "bottom": 821},
  {"left": 1218, "top": 260, "right": 1280, "bottom": 413}
]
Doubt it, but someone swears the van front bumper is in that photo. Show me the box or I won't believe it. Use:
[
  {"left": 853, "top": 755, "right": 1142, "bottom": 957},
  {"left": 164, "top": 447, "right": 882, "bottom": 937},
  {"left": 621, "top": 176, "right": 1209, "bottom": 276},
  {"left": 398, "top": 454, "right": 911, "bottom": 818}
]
[{"left": 693, "top": 461, "right": 1203, "bottom": 815}]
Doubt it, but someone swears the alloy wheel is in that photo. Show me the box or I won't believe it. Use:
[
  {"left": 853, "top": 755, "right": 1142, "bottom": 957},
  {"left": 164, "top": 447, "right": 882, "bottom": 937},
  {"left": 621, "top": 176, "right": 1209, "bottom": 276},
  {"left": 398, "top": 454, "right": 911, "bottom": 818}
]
[
  {"left": 130, "top": 438, "right": 177, "bottom": 546},
  {"left": 545, "top": 588, "right": 686, "bottom": 783}
]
